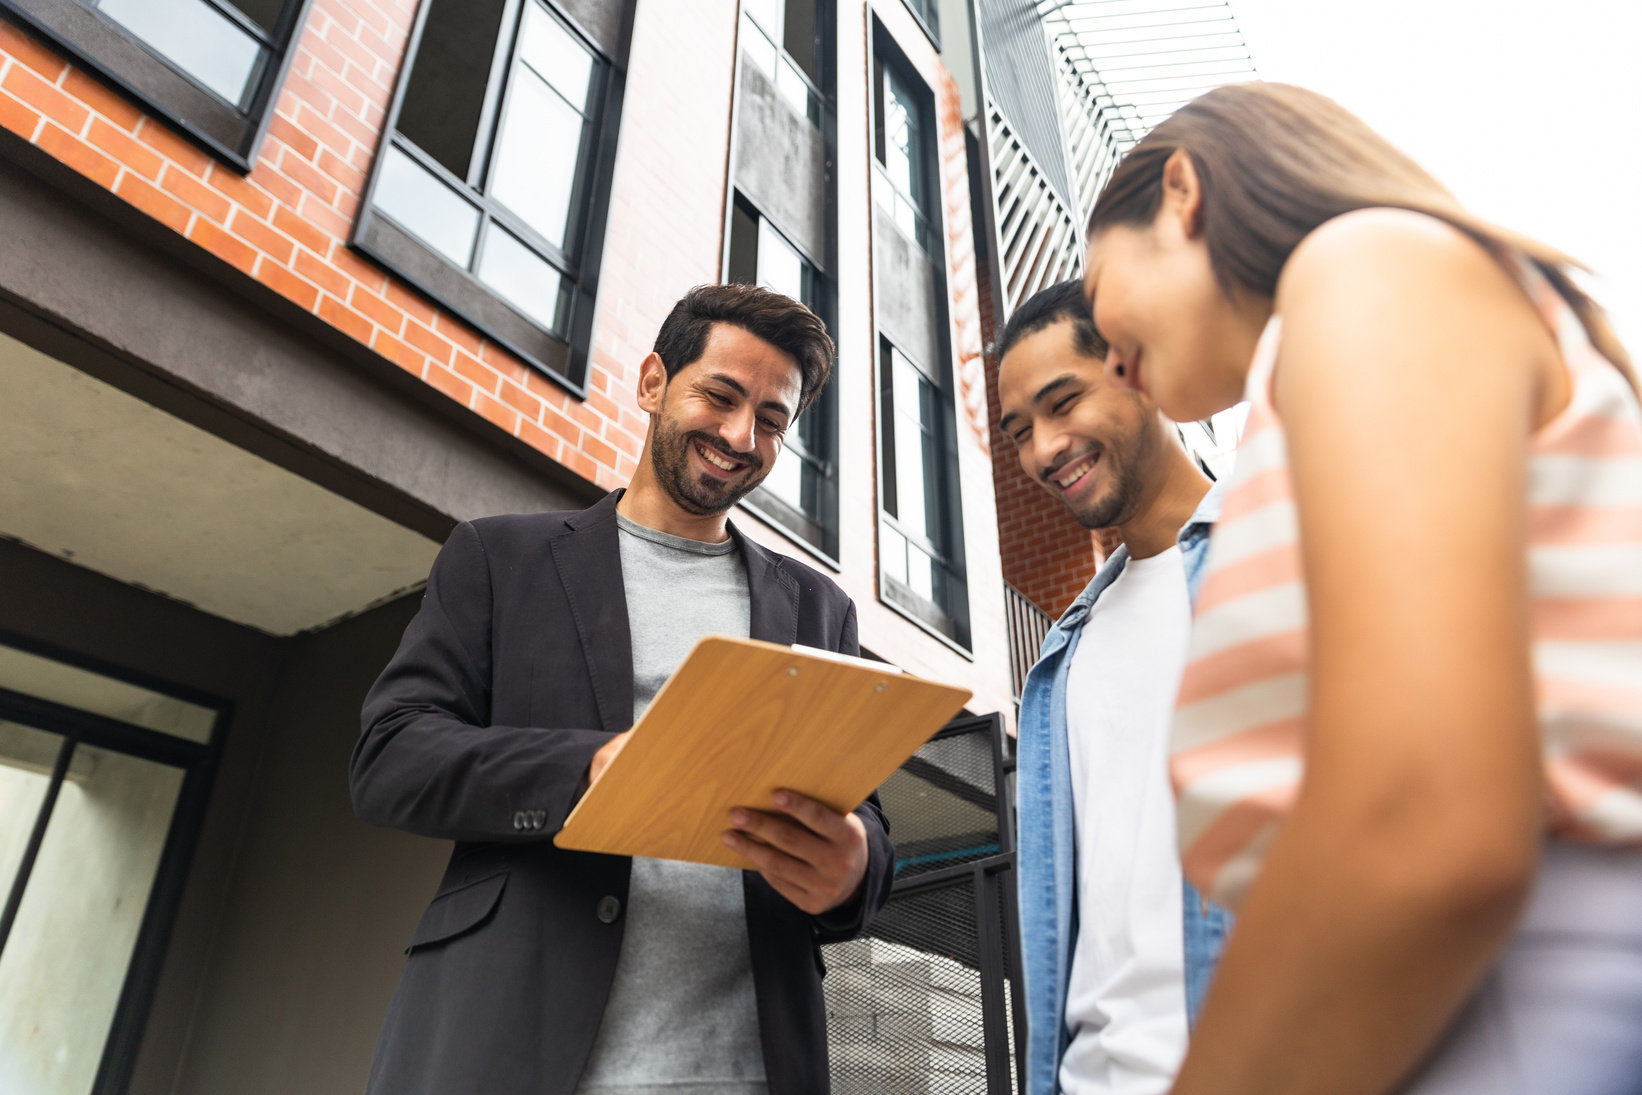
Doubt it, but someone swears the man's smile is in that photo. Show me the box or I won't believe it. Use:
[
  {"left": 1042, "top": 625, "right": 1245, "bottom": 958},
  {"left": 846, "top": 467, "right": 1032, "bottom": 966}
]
[
  {"left": 1050, "top": 451, "right": 1100, "bottom": 494},
  {"left": 694, "top": 439, "right": 750, "bottom": 477}
]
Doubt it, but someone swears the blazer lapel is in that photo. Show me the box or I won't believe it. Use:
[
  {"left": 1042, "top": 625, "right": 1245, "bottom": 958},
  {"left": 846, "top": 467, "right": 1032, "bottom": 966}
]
[
  {"left": 550, "top": 490, "right": 634, "bottom": 733},
  {"left": 730, "top": 521, "right": 800, "bottom": 645}
]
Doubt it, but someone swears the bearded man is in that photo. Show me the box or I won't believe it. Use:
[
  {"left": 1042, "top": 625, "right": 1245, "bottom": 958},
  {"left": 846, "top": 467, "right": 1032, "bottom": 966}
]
[{"left": 352, "top": 284, "right": 893, "bottom": 1095}]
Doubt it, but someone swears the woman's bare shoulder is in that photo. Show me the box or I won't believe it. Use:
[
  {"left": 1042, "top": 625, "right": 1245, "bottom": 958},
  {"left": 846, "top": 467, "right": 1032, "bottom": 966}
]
[{"left": 1276, "top": 208, "right": 1509, "bottom": 314}]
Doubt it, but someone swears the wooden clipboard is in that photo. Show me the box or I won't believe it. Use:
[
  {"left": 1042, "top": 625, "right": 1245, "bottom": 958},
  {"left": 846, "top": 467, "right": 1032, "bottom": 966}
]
[{"left": 554, "top": 635, "right": 972, "bottom": 868}]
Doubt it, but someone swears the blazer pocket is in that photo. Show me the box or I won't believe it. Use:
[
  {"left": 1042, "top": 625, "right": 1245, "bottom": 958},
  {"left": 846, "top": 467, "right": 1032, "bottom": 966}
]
[{"left": 407, "top": 871, "right": 508, "bottom": 952}]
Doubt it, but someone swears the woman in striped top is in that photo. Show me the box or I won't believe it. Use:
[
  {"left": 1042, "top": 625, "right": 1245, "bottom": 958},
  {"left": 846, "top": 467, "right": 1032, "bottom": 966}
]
[{"left": 1081, "top": 84, "right": 1642, "bottom": 1094}]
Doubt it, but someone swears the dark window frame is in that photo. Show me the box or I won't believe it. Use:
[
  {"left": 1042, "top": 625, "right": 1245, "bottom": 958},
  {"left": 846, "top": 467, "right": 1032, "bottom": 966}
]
[
  {"left": 0, "top": 629, "right": 228, "bottom": 1095},
  {"left": 726, "top": 0, "right": 841, "bottom": 564},
  {"left": 0, "top": 0, "right": 317, "bottom": 171},
  {"left": 352, "top": 0, "right": 633, "bottom": 397},
  {"left": 898, "top": 0, "right": 939, "bottom": 50},
  {"left": 869, "top": 19, "right": 971, "bottom": 653}
]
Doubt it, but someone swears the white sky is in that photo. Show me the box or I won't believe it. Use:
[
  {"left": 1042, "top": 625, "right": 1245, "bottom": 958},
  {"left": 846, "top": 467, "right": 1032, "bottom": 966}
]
[{"left": 1227, "top": 0, "right": 1642, "bottom": 350}]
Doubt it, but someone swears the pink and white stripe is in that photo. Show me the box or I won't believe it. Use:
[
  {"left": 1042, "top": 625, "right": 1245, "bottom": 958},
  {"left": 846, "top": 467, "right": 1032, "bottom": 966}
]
[{"left": 1173, "top": 260, "right": 1642, "bottom": 908}]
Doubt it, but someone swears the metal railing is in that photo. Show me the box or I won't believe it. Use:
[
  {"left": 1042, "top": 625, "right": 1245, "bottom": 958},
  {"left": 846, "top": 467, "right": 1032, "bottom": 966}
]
[{"left": 1004, "top": 584, "right": 1054, "bottom": 700}]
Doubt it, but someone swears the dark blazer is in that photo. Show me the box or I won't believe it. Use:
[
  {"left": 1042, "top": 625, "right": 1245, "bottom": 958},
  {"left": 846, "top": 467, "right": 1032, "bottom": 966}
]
[{"left": 352, "top": 490, "right": 894, "bottom": 1095}]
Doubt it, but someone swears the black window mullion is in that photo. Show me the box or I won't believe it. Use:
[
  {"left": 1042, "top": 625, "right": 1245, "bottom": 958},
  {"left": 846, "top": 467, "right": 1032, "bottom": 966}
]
[
  {"left": 0, "top": 685, "right": 212, "bottom": 769},
  {"left": 467, "top": 0, "right": 525, "bottom": 188},
  {"left": 477, "top": 1, "right": 606, "bottom": 266},
  {"left": 191, "top": 0, "right": 280, "bottom": 47},
  {"left": 0, "top": 733, "right": 74, "bottom": 960}
]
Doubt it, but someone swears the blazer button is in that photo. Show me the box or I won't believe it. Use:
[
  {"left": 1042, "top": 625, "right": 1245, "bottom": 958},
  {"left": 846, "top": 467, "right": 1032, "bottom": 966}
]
[
  {"left": 596, "top": 895, "right": 622, "bottom": 924},
  {"left": 512, "top": 811, "right": 524, "bottom": 831}
]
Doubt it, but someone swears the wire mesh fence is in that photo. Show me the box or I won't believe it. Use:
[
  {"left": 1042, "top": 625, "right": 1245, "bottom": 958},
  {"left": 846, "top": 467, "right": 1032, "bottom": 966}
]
[{"left": 824, "top": 714, "right": 1022, "bottom": 1094}]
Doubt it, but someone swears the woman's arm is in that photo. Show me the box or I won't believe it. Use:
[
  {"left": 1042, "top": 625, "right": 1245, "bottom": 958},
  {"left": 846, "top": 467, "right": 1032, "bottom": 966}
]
[{"left": 1171, "top": 209, "right": 1565, "bottom": 1095}]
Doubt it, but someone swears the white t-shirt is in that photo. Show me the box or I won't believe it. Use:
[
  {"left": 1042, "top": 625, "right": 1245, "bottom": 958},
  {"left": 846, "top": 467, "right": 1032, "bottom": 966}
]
[{"left": 1059, "top": 546, "right": 1192, "bottom": 1095}]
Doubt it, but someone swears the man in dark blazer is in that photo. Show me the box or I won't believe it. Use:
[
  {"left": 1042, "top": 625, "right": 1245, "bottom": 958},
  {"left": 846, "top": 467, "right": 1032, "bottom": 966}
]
[{"left": 352, "top": 284, "right": 894, "bottom": 1095}]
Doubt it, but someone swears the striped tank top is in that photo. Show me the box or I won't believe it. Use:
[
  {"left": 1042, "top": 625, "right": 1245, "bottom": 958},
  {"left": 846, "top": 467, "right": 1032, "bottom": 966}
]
[{"left": 1173, "top": 256, "right": 1642, "bottom": 909}]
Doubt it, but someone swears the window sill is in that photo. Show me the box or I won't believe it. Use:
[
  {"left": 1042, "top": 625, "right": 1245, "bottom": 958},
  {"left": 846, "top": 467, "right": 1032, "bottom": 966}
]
[
  {"left": 878, "top": 573, "right": 972, "bottom": 659},
  {"left": 737, "top": 494, "right": 840, "bottom": 573}
]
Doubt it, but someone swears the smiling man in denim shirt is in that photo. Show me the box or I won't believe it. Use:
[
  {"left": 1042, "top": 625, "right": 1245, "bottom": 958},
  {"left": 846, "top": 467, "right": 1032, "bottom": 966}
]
[{"left": 997, "top": 281, "right": 1232, "bottom": 1095}]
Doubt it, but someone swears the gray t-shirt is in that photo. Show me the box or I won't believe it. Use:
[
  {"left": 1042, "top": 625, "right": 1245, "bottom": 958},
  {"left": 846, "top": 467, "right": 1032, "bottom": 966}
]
[{"left": 574, "top": 514, "right": 766, "bottom": 1095}]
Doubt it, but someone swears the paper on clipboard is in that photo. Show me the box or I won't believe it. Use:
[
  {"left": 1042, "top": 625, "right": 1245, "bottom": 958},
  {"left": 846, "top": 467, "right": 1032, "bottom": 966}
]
[{"left": 554, "top": 635, "right": 971, "bottom": 868}]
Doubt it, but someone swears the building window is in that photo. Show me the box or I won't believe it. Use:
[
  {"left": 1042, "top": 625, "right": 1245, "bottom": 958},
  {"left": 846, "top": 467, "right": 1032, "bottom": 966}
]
[
  {"left": 353, "top": 0, "right": 629, "bottom": 393},
  {"left": 727, "top": 0, "right": 837, "bottom": 560},
  {"left": 738, "top": 0, "right": 824, "bottom": 127},
  {"left": 0, "top": 0, "right": 312, "bottom": 167},
  {"left": 878, "top": 337, "right": 967, "bottom": 644},
  {"left": 871, "top": 38, "right": 969, "bottom": 648},
  {"left": 727, "top": 195, "right": 837, "bottom": 558},
  {"left": 0, "top": 639, "right": 223, "bottom": 1095},
  {"left": 873, "top": 55, "right": 932, "bottom": 253}
]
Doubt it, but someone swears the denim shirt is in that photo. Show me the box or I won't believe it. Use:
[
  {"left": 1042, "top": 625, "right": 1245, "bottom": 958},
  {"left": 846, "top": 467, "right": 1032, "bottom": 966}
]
[{"left": 1016, "top": 479, "right": 1233, "bottom": 1095}]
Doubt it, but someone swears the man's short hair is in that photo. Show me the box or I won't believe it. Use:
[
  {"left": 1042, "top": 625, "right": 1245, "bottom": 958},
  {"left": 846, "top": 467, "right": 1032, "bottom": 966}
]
[
  {"left": 997, "top": 279, "right": 1108, "bottom": 363},
  {"left": 652, "top": 284, "right": 835, "bottom": 413}
]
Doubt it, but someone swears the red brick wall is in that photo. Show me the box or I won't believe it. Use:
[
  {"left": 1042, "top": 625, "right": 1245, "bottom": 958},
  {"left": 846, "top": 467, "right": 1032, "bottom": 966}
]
[
  {"left": 977, "top": 259, "right": 1105, "bottom": 619},
  {"left": 0, "top": 0, "right": 738, "bottom": 491}
]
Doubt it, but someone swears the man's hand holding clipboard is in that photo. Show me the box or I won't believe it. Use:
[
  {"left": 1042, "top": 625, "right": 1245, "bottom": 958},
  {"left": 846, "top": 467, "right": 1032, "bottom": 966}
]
[
  {"left": 585, "top": 729, "right": 872, "bottom": 915},
  {"left": 555, "top": 636, "right": 973, "bottom": 909}
]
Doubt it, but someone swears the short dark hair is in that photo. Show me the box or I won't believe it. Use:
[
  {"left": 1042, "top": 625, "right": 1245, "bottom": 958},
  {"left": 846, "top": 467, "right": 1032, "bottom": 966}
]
[
  {"left": 997, "top": 279, "right": 1107, "bottom": 363},
  {"left": 652, "top": 284, "right": 835, "bottom": 413}
]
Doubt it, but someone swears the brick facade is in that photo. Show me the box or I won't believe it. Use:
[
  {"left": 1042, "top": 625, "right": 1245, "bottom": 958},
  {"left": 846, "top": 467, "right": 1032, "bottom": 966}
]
[{"left": 0, "top": 0, "right": 681, "bottom": 490}]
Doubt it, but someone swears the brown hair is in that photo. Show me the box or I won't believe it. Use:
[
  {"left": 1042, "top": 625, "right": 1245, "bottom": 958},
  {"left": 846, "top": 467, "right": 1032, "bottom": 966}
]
[
  {"left": 1088, "top": 82, "right": 1637, "bottom": 394},
  {"left": 652, "top": 283, "right": 835, "bottom": 412}
]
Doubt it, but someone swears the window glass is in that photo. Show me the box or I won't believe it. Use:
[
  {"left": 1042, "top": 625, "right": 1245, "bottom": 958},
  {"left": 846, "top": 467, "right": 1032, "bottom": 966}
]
[
  {"left": 477, "top": 226, "right": 566, "bottom": 333},
  {"left": 761, "top": 431, "right": 806, "bottom": 509},
  {"left": 756, "top": 217, "right": 804, "bottom": 301},
  {"left": 98, "top": 0, "right": 263, "bottom": 107},
  {"left": 395, "top": 0, "right": 508, "bottom": 180},
  {"left": 774, "top": 57, "right": 811, "bottom": 117},
  {"left": 782, "top": 0, "right": 818, "bottom": 85},
  {"left": 751, "top": 218, "right": 810, "bottom": 516},
  {"left": 727, "top": 201, "right": 760, "bottom": 286},
  {"left": 0, "top": 722, "right": 60, "bottom": 892},
  {"left": 0, "top": 644, "right": 215, "bottom": 743},
  {"left": 739, "top": 12, "right": 777, "bottom": 80},
  {"left": 741, "top": 3, "right": 818, "bottom": 125},
  {"left": 882, "top": 523, "right": 908, "bottom": 586},
  {"left": 906, "top": 537, "right": 936, "bottom": 602},
  {"left": 727, "top": 193, "right": 834, "bottom": 554},
  {"left": 0, "top": 743, "right": 185, "bottom": 1095},
  {"left": 489, "top": 32, "right": 588, "bottom": 249},
  {"left": 374, "top": 145, "right": 482, "bottom": 266},
  {"left": 880, "top": 66, "right": 923, "bottom": 212},
  {"left": 743, "top": 0, "right": 779, "bottom": 37},
  {"left": 517, "top": 2, "right": 593, "bottom": 108},
  {"left": 232, "top": 0, "right": 287, "bottom": 34},
  {"left": 890, "top": 348, "right": 937, "bottom": 543}
]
